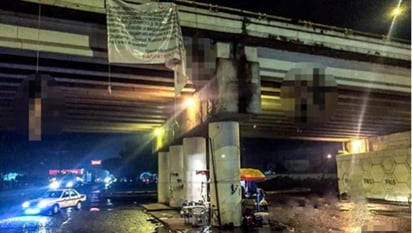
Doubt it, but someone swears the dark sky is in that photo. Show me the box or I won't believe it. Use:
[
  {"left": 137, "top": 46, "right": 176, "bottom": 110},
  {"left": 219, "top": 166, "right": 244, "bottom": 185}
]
[
  {"left": 0, "top": 132, "right": 153, "bottom": 177},
  {"left": 0, "top": 131, "right": 340, "bottom": 178},
  {"left": 196, "top": 0, "right": 411, "bottom": 40},
  {"left": 240, "top": 138, "right": 341, "bottom": 172}
]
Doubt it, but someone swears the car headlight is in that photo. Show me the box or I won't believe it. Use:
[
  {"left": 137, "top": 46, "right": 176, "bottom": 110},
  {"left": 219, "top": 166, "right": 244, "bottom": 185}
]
[
  {"left": 66, "top": 181, "right": 74, "bottom": 187},
  {"left": 22, "top": 201, "right": 30, "bottom": 208},
  {"left": 37, "top": 200, "right": 49, "bottom": 208},
  {"left": 49, "top": 181, "right": 60, "bottom": 189}
]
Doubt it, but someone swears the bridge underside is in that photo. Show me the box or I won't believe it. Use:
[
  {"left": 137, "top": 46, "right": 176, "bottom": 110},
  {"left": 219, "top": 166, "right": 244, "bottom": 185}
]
[{"left": 0, "top": 0, "right": 410, "bottom": 142}]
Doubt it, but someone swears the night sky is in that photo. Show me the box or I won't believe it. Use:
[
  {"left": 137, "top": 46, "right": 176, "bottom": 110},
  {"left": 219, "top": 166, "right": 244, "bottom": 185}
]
[
  {"left": 0, "top": 132, "right": 153, "bottom": 177},
  {"left": 240, "top": 138, "right": 341, "bottom": 173}
]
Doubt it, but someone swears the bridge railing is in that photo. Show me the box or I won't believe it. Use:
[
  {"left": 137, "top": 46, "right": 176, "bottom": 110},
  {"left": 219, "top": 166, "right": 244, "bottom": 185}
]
[
  {"left": 297, "top": 20, "right": 410, "bottom": 44},
  {"left": 173, "top": 0, "right": 410, "bottom": 45},
  {"left": 11, "top": 0, "right": 410, "bottom": 61}
]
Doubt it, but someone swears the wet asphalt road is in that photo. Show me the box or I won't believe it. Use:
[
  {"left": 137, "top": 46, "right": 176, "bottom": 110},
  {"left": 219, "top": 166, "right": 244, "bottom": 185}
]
[{"left": 0, "top": 185, "right": 162, "bottom": 233}]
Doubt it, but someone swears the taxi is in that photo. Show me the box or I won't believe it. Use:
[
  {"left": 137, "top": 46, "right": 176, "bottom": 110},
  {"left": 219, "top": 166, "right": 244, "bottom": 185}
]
[{"left": 22, "top": 188, "right": 86, "bottom": 215}]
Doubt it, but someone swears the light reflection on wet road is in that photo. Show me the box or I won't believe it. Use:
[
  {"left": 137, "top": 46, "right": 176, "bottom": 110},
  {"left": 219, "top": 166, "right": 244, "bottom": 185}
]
[
  {"left": 0, "top": 215, "right": 62, "bottom": 233},
  {"left": 0, "top": 187, "right": 163, "bottom": 233},
  {"left": 0, "top": 206, "right": 164, "bottom": 233}
]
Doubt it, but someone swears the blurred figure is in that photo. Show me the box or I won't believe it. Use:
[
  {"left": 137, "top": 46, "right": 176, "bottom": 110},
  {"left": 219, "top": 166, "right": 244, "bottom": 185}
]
[{"left": 256, "top": 188, "right": 267, "bottom": 212}]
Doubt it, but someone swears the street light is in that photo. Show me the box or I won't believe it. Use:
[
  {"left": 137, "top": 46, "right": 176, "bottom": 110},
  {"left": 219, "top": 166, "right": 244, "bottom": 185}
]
[
  {"left": 184, "top": 97, "right": 194, "bottom": 108},
  {"left": 387, "top": 0, "right": 405, "bottom": 38},
  {"left": 391, "top": 5, "right": 404, "bottom": 17},
  {"left": 321, "top": 154, "right": 333, "bottom": 180},
  {"left": 153, "top": 127, "right": 164, "bottom": 137}
]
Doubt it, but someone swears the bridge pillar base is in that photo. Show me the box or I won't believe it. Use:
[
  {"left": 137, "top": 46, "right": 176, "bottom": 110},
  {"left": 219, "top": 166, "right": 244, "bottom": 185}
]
[
  {"left": 183, "top": 137, "right": 207, "bottom": 204},
  {"left": 208, "top": 121, "right": 242, "bottom": 227},
  {"left": 157, "top": 151, "right": 169, "bottom": 204},
  {"left": 169, "top": 145, "right": 184, "bottom": 208}
]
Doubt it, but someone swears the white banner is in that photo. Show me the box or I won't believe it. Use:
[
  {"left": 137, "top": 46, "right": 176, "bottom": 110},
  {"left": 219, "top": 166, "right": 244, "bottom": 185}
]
[{"left": 106, "top": 0, "right": 188, "bottom": 95}]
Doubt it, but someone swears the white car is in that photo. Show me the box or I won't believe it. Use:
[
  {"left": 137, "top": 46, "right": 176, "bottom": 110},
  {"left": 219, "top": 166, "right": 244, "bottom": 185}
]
[{"left": 22, "top": 188, "right": 87, "bottom": 215}]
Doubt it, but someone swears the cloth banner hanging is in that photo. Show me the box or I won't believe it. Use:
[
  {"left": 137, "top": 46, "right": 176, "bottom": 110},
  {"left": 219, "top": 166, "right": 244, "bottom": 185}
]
[{"left": 106, "top": 0, "right": 188, "bottom": 95}]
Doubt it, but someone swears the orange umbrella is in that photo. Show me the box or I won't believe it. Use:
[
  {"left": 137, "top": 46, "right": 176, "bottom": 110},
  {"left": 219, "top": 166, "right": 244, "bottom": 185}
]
[{"left": 240, "top": 168, "right": 266, "bottom": 181}]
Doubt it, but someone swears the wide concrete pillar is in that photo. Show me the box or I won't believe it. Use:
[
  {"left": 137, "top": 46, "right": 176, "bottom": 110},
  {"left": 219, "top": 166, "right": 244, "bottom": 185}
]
[
  {"left": 215, "top": 53, "right": 261, "bottom": 115},
  {"left": 157, "top": 151, "right": 169, "bottom": 204},
  {"left": 183, "top": 137, "right": 207, "bottom": 203},
  {"left": 216, "top": 59, "right": 238, "bottom": 113},
  {"left": 168, "top": 145, "right": 184, "bottom": 208},
  {"left": 208, "top": 121, "right": 242, "bottom": 227}
]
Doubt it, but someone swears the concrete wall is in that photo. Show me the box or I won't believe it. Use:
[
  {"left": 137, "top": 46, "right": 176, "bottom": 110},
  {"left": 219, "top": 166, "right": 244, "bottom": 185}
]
[{"left": 336, "top": 131, "right": 411, "bottom": 202}]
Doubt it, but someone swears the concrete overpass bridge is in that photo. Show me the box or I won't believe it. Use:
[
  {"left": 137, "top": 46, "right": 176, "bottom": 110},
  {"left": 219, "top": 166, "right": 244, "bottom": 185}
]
[
  {"left": 0, "top": 0, "right": 410, "bottom": 141},
  {"left": 0, "top": 0, "right": 410, "bottom": 227}
]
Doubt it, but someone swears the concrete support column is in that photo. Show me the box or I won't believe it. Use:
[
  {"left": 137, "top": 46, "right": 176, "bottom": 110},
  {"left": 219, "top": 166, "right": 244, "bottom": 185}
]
[
  {"left": 183, "top": 137, "right": 207, "bottom": 203},
  {"left": 208, "top": 121, "right": 242, "bottom": 227},
  {"left": 215, "top": 53, "right": 261, "bottom": 115},
  {"left": 157, "top": 151, "right": 169, "bottom": 204},
  {"left": 216, "top": 58, "right": 238, "bottom": 113},
  {"left": 169, "top": 145, "right": 184, "bottom": 208}
]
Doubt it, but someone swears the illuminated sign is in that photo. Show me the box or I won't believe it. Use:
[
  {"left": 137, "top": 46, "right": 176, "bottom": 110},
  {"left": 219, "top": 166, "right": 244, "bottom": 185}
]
[
  {"left": 49, "top": 169, "right": 84, "bottom": 175},
  {"left": 91, "top": 160, "right": 102, "bottom": 166}
]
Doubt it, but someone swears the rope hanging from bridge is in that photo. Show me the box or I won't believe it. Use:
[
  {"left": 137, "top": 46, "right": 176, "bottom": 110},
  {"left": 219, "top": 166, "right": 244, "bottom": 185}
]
[{"left": 35, "top": 4, "right": 42, "bottom": 73}]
